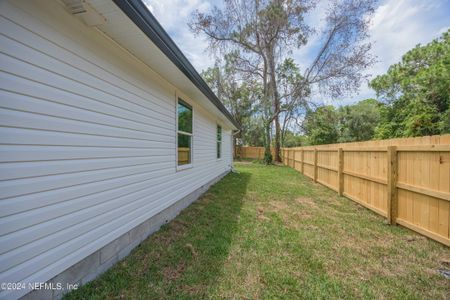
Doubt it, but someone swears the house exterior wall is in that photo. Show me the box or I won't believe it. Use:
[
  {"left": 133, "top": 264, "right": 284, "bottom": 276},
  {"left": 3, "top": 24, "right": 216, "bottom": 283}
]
[{"left": 0, "top": 1, "right": 233, "bottom": 298}]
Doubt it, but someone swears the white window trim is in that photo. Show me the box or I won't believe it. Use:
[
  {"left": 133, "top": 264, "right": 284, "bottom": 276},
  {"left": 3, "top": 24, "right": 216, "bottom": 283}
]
[
  {"left": 217, "top": 123, "right": 222, "bottom": 160},
  {"left": 176, "top": 97, "right": 194, "bottom": 171}
]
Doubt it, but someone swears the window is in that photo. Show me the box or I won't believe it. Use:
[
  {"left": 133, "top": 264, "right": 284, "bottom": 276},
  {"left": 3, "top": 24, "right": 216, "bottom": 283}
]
[
  {"left": 217, "top": 125, "right": 222, "bottom": 159},
  {"left": 177, "top": 99, "right": 192, "bottom": 166}
]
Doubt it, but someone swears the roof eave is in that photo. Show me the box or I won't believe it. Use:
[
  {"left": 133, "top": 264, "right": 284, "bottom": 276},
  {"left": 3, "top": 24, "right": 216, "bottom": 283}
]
[{"left": 112, "top": 0, "right": 240, "bottom": 130}]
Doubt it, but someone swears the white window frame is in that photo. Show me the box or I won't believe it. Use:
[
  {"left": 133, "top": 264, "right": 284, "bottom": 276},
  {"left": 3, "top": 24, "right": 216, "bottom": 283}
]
[
  {"left": 176, "top": 97, "right": 193, "bottom": 171},
  {"left": 217, "top": 124, "right": 222, "bottom": 160}
]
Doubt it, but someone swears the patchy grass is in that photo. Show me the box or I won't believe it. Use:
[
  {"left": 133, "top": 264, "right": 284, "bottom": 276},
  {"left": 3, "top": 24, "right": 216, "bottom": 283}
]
[{"left": 65, "top": 163, "right": 450, "bottom": 299}]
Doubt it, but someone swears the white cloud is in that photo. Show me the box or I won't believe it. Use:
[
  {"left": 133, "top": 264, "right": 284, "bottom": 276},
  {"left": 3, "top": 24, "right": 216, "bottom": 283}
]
[
  {"left": 351, "top": 0, "right": 449, "bottom": 104},
  {"left": 437, "top": 26, "right": 450, "bottom": 35},
  {"left": 369, "top": 0, "right": 445, "bottom": 77},
  {"left": 296, "top": 0, "right": 450, "bottom": 105},
  {"left": 145, "top": 0, "right": 449, "bottom": 105},
  {"left": 144, "top": 0, "right": 216, "bottom": 73},
  {"left": 293, "top": 0, "right": 330, "bottom": 68}
]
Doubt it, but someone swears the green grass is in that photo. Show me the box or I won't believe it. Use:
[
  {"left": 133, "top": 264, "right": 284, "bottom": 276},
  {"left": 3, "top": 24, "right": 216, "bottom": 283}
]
[{"left": 65, "top": 162, "right": 450, "bottom": 299}]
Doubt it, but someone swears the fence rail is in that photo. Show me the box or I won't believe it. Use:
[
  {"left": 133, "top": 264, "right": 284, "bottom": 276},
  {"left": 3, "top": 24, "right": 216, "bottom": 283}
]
[{"left": 239, "top": 134, "right": 450, "bottom": 246}]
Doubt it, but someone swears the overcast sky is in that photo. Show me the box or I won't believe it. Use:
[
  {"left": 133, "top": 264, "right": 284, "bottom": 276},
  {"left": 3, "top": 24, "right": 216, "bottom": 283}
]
[{"left": 144, "top": 0, "right": 449, "bottom": 106}]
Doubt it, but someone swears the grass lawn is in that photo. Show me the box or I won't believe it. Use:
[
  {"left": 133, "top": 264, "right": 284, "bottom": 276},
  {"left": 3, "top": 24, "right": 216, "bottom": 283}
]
[{"left": 66, "top": 162, "right": 450, "bottom": 299}]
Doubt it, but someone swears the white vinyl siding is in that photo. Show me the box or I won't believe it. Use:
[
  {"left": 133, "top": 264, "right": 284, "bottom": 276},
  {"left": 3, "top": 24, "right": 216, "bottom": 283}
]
[{"left": 0, "top": 1, "right": 233, "bottom": 299}]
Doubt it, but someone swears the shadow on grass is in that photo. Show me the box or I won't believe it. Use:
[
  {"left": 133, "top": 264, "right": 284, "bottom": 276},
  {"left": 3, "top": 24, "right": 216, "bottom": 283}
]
[{"left": 64, "top": 171, "right": 251, "bottom": 299}]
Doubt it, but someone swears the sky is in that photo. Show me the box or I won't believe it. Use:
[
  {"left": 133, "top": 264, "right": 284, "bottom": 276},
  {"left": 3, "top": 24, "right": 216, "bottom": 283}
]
[{"left": 144, "top": 0, "right": 450, "bottom": 106}]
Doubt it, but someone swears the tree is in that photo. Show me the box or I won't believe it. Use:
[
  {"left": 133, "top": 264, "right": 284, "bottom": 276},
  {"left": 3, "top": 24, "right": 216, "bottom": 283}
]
[
  {"left": 244, "top": 116, "right": 266, "bottom": 146},
  {"left": 301, "top": 99, "right": 382, "bottom": 145},
  {"left": 370, "top": 29, "right": 450, "bottom": 138},
  {"left": 277, "top": 58, "right": 310, "bottom": 147},
  {"left": 201, "top": 55, "right": 255, "bottom": 147},
  {"left": 281, "top": 130, "right": 307, "bottom": 147},
  {"left": 190, "top": 0, "right": 376, "bottom": 163},
  {"left": 190, "top": 0, "right": 314, "bottom": 163},
  {"left": 303, "top": 105, "right": 339, "bottom": 145},
  {"left": 337, "top": 99, "right": 382, "bottom": 142}
]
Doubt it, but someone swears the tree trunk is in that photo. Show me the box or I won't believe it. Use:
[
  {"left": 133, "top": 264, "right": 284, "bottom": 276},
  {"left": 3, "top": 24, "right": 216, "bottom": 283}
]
[
  {"left": 267, "top": 52, "right": 282, "bottom": 162},
  {"left": 263, "top": 122, "right": 272, "bottom": 164},
  {"left": 261, "top": 53, "right": 272, "bottom": 165},
  {"left": 274, "top": 103, "right": 282, "bottom": 162}
]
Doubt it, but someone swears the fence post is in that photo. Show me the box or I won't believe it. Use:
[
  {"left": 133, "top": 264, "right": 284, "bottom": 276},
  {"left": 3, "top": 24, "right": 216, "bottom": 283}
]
[
  {"left": 300, "top": 149, "right": 304, "bottom": 174},
  {"left": 338, "top": 148, "right": 344, "bottom": 196},
  {"left": 314, "top": 148, "right": 318, "bottom": 182},
  {"left": 387, "top": 146, "right": 398, "bottom": 225}
]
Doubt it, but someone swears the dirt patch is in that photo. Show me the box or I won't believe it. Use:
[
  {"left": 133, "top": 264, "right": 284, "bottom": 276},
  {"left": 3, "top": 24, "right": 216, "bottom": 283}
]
[
  {"left": 199, "top": 193, "right": 214, "bottom": 204},
  {"left": 185, "top": 243, "right": 198, "bottom": 258},
  {"left": 246, "top": 191, "right": 259, "bottom": 202},
  {"left": 405, "top": 235, "right": 427, "bottom": 243},
  {"left": 323, "top": 195, "right": 344, "bottom": 205},
  {"left": 257, "top": 207, "right": 270, "bottom": 221},
  {"left": 283, "top": 214, "right": 313, "bottom": 230},
  {"left": 163, "top": 261, "right": 186, "bottom": 281},
  {"left": 324, "top": 230, "right": 412, "bottom": 280},
  {"left": 153, "top": 234, "right": 178, "bottom": 247},
  {"left": 181, "top": 284, "right": 204, "bottom": 296},
  {"left": 296, "top": 197, "right": 318, "bottom": 209},
  {"left": 243, "top": 267, "right": 261, "bottom": 299},
  {"left": 153, "top": 219, "right": 189, "bottom": 246},
  {"left": 294, "top": 210, "right": 312, "bottom": 219},
  {"left": 303, "top": 224, "right": 319, "bottom": 231},
  {"left": 257, "top": 214, "right": 271, "bottom": 221},
  {"left": 269, "top": 201, "right": 289, "bottom": 211}
]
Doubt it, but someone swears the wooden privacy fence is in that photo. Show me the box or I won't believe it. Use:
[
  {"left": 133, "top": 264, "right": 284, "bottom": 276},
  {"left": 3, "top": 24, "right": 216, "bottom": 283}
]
[
  {"left": 235, "top": 146, "right": 275, "bottom": 159},
  {"left": 280, "top": 134, "right": 450, "bottom": 246},
  {"left": 178, "top": 147, "right": 190, "bottom": 165}
]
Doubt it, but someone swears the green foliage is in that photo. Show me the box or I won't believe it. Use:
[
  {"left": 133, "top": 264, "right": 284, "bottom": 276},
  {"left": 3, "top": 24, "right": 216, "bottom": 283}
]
[
  {"left": 303, "top": 105, "right": 339, "bottom": 145},
  {"left": 301, "top": 30, "right": 450, "bottom": 145},
  {"left": 370, "top": 29, "right": 450, "bottom": 138},
  {"left": 282, "top": 130, "right": 308, "bottom": 147},
  {"left": 263, "top": 151, "right": 273, "bottom": 165},
  {"left": 201, "top": 56, "right": 261, "bottom": 146},
  {"left": 244, "top": 116, "right": 265, "bottom": 146},
  {"left": 337, "top": 99, "right": 382, "bottom": 142},
  {"left": 177, "top": 101, "right": 192, "bottom": 133},
  {"left": 302, "top": 99, "right": 383, "bottom": 145}
]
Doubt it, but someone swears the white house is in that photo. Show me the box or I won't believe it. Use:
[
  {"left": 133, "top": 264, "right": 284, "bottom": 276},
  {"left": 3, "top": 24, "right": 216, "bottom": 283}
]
[{"left": 0, "top": 0, "right": 238, "bottom": 299}]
